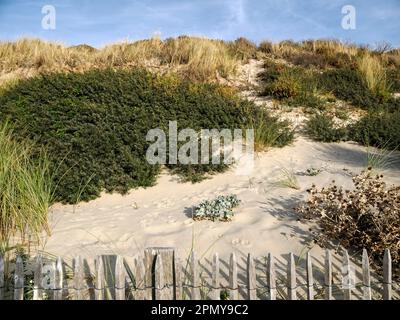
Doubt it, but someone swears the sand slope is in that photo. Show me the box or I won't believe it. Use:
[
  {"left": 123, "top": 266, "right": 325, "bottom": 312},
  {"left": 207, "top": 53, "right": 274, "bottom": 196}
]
[{"left": 45, "top": 136, "right": 400, "bottom": 262}]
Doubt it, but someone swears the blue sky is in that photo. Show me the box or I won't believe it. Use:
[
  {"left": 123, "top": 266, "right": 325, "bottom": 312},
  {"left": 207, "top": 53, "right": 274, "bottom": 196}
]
[{"left": 0, "top": 0, "right": 399, "bottom": 48}]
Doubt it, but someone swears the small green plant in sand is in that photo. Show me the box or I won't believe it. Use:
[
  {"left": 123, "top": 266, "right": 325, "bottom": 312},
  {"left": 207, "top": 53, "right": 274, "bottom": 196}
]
[
  {"left": 304, "top": 167, "right": 322, "bottom": 176},
  {"left": 193, "top": 194, "right": 240, "bottom": 221}
]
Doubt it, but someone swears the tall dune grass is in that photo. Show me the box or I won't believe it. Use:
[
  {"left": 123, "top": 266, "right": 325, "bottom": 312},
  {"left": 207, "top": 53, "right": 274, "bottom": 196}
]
[
  {"left": 0, "top": 122, "right": 53, "bottom": 253},
  {"left": 357, "top": 53, "right": 389, "bottom": 97},
  {"left": 0, "top": 37, "right": 239, "bottom": 83}
]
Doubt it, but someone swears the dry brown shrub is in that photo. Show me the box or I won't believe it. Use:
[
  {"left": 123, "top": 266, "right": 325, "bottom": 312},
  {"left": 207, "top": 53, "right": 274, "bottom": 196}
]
[{"left": 296, "top": 168, "right": 400, "bottom": 277}]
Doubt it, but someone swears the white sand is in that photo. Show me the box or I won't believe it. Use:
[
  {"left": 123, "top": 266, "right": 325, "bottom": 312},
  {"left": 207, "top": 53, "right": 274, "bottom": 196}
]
[{"left": 44, "top": 136, "right": 400, "bottom": 263}]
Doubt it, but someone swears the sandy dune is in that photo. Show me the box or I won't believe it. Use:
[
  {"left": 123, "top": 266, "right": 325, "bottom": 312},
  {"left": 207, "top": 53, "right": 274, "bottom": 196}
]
[{"left": 44, "top": 136, "right": 400, "bottom": 264}]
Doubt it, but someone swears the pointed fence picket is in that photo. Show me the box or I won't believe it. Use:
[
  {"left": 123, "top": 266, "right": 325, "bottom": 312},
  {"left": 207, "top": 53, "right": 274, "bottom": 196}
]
[{"left": 0, "top": 248, "right": 397, "bottom": 300}]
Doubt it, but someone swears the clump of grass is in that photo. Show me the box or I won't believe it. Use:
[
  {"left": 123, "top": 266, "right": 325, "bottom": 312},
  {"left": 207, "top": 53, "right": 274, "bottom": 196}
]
[
  {"left": 276, "top": 167, "right": 300, "bottom": 190},
  {"left": 365, "top": 143, "right": 398, "bottom": 171},
  {"left": 357, "top": 54, "right": 390, "bottom": 100},
  {"left": 0, "top": 122, "right": 53, "bottom": 252},
  {"left": 249, "top": 110, "right": 294, "bottom": 151}
]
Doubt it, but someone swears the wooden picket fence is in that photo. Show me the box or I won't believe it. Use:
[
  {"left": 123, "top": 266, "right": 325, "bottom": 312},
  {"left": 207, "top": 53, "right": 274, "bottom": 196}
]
[{"left": 0, "top": 247, "right": 396, "bottom": 300}]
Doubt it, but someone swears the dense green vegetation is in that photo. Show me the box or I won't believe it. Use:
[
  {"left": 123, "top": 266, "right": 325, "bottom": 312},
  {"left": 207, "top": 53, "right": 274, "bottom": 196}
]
[{"left": 0, "top": 68, "right": 293, "bottom": 203}]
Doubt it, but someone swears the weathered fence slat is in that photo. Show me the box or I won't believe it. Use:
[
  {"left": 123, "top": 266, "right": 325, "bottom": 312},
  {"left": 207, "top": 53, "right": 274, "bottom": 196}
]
[
  {"left": 54, "top": 257, "right": 63, "bottom": 300},
  {"left": 94, "top": 256, "right": 104, "bottom": 300},
  {"left": 247, "top": 253, "right": 256, "bottom": 300},
  {"left": 33, "top": 255, "right": 43, "bottom": 300},
  {"left": 306, "top": 252, "right": 314, "bottom": 300},
  {"left": 115, "top": 255, "right": 126, "bottom": 300},
  {"left": 362, "top": 249, "right": 372, "bottom": 300},
  {"left": 0, "top": 254, "right": 4, "bottom": 300},
  {"left": 324, "top": 249, "right": 332, "bottom": 300},
  {"left": 383, "top": 249, "right": 392, "bottom": 300},
  {"left": 210, "top": 253, "right": 220, "bottom": 300},
  {"left": 14, "top": 256, "right": 24, "bottom": 300},
  {"left": 174, "top": 257, "right": 182, "bottom": 300},
  {"left": 133, "top": 257, "right": 146, "bottom": 300},
  {"left": 287, "top": 253, "right": 296, "bottom": 300},
  {"left": 342, "top": 250, "right": 352, "bottom": 300},
  {"left": 144, "top": 248, "right": 174, "bottom": 300},
  {"left": 190, "top": 251, "right": 200, "bottom": 300},
  {"left": 229, "top": 253, "right": 238, "bottom": 300},
  {"left": 154, "top": 254, "right": 168, "bottom": 300},
  {"left": 73, "top": 256, "right": 85, "bottom": 300},
  {"left": 268, "top": 253, "right": 276, "bottom": 300}
]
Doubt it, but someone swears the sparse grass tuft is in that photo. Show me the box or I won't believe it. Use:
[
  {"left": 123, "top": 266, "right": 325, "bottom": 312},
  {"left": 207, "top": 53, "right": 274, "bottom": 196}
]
[{"left": 276, "top": 167, "right": 300, "bottom": 190}]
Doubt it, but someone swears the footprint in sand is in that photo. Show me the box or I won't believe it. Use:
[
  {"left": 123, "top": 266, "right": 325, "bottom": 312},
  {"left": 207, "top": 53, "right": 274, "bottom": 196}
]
[
  {"left": 183, "top": 219, "right": 194, "bottom": 226},
  {"left": 231, "top": 238, "right": 252, "bottom": 247},
  {"left": 167, "top": 216, "right": 177, "bottom": 224},
  {"left": 156, "top": 198, "right": 175, "bottom": 208}
]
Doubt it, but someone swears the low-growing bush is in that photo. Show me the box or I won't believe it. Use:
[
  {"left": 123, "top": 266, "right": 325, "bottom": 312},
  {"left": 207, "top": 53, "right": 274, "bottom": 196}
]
[
  {"left": 318, "top": 68, "right": 382, "bottom": 108},
  {"left": 350, "top": 110, "right": 400, "bottom": 150},
  {"left": 305, "top": 113, "right": 348, "bottom": 142},
  {"left": 263, "top": 72, "right": 300, "bottom": 99},
  {"left": 0, "top": 69, "right": 293, "bottom": 203},
  {"left": 193, "top": 194, "right": 240, "bottom": 221},
  {"left": 295, "top": 168, "right": 400, "bottom": 278}
]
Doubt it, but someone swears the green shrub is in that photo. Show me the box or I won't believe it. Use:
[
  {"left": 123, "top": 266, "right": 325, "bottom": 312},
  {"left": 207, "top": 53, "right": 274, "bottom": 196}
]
[
  {"left": 317, "top": 68, "right": 400, "bottom": 110},
  {"left": 264, "top": 72, "right": 300, "bottom": 99},
  {"left": 0, "top": 69, "right": 293, "bottom": 203},
  {"left": 350, "top": 110, "right": 400, "bottom": 150},
  {"left": 305, "top": 113, "right": 348, "bottom": 142}
]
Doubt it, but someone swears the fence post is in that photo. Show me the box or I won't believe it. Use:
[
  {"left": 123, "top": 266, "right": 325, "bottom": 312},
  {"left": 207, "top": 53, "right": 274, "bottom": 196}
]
[
  {"left": 229, "top": 253, "right": 238, "bottom": 300},
  {"left": 287, "top": 253, "right": 296, "bottom": 300},
  {"left": 306, "top": 252, "right": 314, "bottom": 300},
  {"left": 247, "top": 253, "right": 256, "bottom": 300},
  {"left": 342, "top": 250, "right": 352, "bottom": 300},
  {"left": 324, "top": 249, "right": 332, "bottom": 300},
  {"left": 383, "top": 249, "right": 392, "bottom": 300},
  {"left": 268, "top": 253, "right": 276, "bottom": 300},
  {"left": 115, "top": 255, "right": 126, "bottom": 300},
  {"left": 190, "top": 251, "right": 200, "bottom": 300},
  {"left": 0, "top": 254, "right": 4, "bottom": 300},
  {"left": 362, "top": 249, "right": 372, "bottom": 300},
  {"left": 73, "top": 256, "right": 85, "bottom": 300},
  {"left": 14, "top": 256, "right": 24, "bottom": 300},
  {"left": 210, "top": 253, "right": 220, "bottom": 300}
]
